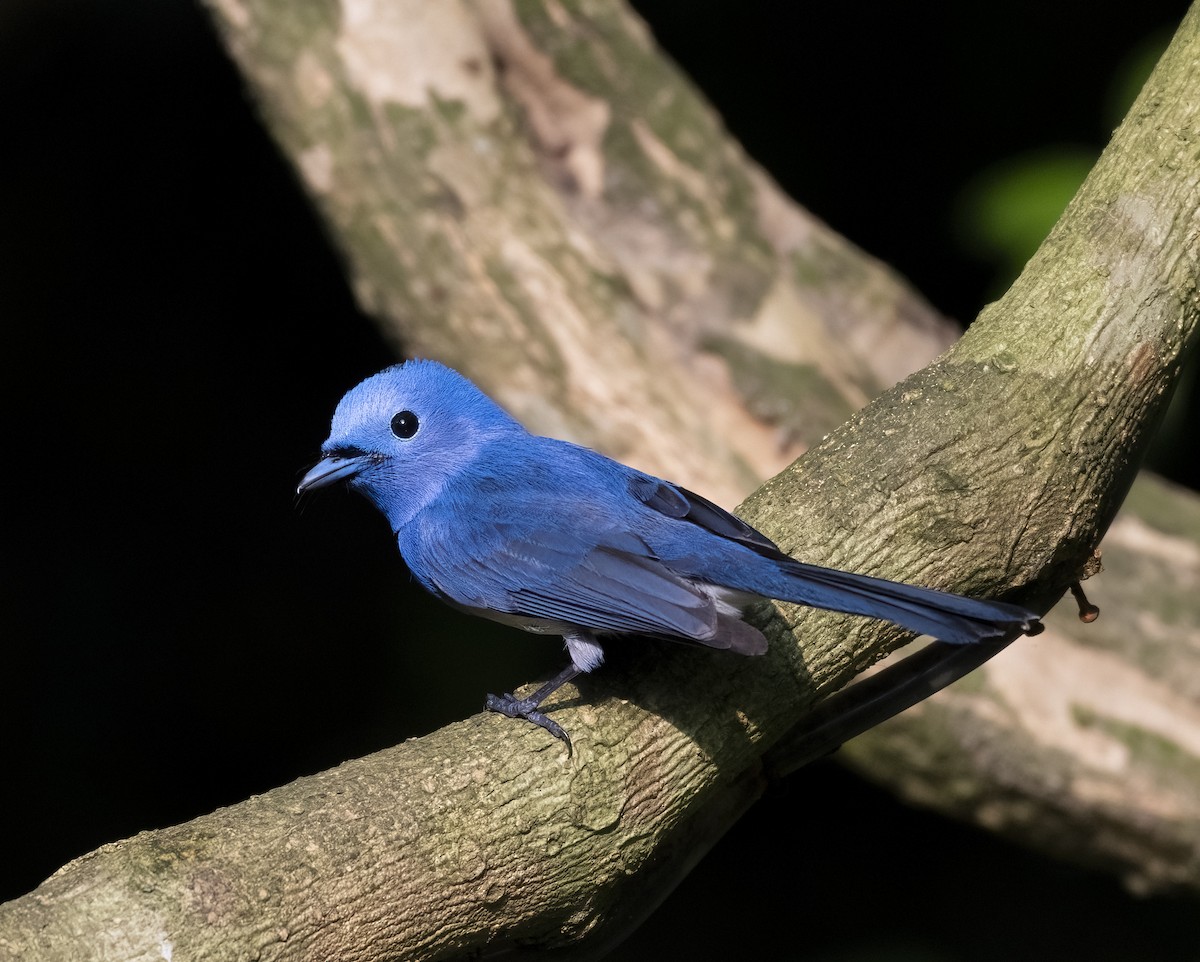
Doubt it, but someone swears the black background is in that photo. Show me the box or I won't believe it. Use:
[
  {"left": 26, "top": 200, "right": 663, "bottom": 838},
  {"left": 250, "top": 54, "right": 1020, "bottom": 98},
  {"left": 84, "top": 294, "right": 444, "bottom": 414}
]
[{"left": 3, "top": 1, "right": 1197, "bottom": 957}]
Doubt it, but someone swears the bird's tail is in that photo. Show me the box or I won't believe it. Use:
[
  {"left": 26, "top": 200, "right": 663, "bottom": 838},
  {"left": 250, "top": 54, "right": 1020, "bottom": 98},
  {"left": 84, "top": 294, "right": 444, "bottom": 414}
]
[{"left": 769, "top": 559, "right": 1041, "bottom": 644}]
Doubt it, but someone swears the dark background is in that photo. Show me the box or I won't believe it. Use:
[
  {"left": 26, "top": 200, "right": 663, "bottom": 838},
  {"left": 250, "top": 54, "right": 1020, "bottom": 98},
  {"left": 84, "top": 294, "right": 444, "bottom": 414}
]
[{"left": 3, "top": 1, "right": 1197, "bottom": 958}]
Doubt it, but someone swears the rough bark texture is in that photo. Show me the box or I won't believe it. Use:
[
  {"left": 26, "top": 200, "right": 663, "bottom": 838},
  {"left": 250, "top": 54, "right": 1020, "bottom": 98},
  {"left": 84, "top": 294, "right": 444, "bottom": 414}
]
[
  {"left": 2, "top": 0, "right": 1198, "bottom": 959},
  {"left": 843, "top": 472, "right": 1200, "bottom": 895},
  {"left": 201, "top": 0, "right": 957, "bottom": 507}
]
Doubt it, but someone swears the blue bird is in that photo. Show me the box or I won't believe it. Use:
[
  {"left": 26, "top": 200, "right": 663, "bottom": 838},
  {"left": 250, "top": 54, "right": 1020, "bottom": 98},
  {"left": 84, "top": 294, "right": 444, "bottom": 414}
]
[{"left": 299, "top": 360, "right": 1041, "bottom": 745}]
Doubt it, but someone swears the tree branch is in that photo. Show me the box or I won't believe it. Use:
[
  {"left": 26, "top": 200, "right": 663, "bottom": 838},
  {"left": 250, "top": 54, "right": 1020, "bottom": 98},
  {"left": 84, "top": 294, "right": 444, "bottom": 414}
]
[
  {"left": 842, "top": 472, "right": 1200, "bottom": 895},
  {"left": 201, "top": 0, "right": 957, "bottom": 505}
]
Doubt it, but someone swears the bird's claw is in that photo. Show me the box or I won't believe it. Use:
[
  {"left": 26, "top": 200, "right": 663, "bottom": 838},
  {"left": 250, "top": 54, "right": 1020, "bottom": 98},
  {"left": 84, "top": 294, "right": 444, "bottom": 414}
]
[{"left": 486, "top": 692, "right": 572, "bottom": 749}]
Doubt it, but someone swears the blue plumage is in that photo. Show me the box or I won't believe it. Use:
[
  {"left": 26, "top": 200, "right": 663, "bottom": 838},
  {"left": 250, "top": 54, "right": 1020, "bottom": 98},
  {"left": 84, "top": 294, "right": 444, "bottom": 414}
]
[{"left": 299, "top": 360, "right": 1041, "bottom": 744}]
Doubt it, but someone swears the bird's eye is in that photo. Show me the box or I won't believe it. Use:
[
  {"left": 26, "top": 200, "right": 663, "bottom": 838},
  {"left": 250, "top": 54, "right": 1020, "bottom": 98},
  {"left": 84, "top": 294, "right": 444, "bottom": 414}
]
[{"left": 390, "top": 410, "right": 419, "bottom": 440}]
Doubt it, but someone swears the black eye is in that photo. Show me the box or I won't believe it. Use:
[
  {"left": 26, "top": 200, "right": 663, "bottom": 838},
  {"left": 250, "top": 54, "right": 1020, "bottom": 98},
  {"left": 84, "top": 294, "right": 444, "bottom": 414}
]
[{"left": 390, "top": 410, "right": 419, "bottom": 440}]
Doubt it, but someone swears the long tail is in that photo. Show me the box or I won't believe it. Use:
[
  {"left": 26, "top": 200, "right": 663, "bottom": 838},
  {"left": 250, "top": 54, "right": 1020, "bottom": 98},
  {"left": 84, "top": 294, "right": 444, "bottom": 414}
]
[{"left": 770, "top": 559, "right": 1041, "bottom": 644}]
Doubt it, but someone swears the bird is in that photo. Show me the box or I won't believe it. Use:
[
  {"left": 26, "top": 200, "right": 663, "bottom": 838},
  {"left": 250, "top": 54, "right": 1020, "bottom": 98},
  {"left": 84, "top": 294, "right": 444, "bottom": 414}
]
[{"left": 298, "top": 360, "right": 1041, "bottom": 745}]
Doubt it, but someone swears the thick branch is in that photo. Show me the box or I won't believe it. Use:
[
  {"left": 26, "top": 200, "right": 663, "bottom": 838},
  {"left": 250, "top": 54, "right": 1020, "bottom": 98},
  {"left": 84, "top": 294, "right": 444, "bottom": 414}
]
[
  {"left": 841, "top": 472, "right": 1200, "bottom": 895},
  {"left": 2, "top": 1, "right": 1197, "bottom": 959},
  {"left": 201, "top": 0, "right": 956, "bottom": 505}
]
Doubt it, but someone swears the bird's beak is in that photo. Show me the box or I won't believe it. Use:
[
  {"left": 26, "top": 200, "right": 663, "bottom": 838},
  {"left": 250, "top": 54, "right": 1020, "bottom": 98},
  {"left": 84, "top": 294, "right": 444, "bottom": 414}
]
[{"left": 296, "top": 453, "right": 370, "bottom": 494}]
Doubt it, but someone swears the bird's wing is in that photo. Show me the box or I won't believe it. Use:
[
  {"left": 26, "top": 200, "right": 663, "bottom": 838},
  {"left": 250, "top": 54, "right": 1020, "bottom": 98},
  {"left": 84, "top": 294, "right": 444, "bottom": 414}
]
[
  {"left": 402, "top": 494, "right": 753, "bottom": 643},
  {"left": 626, "top": 474, "right": 786, "bottom": 558},
  {"left": 428, "top": 513, "right": 728, "bottom": 639}
]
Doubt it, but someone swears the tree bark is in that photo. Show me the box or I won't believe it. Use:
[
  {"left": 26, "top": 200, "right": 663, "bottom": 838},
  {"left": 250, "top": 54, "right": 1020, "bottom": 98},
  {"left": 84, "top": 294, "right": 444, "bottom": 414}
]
[
  {"left": 2, "top": 1, "right": 1197, "bottom": 959},
  {"left": 201, "top": 0, "right": 958, "bottom": 506},
  {"left": 842, "top": 471, "right": 1200, "bottom": 895}
]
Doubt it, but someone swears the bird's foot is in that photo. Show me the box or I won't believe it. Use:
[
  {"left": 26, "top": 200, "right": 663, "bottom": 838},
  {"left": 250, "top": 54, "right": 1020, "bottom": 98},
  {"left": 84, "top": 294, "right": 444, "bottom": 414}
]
[{"left": 486, "top": 691, "right": 571, "bottom": 749}]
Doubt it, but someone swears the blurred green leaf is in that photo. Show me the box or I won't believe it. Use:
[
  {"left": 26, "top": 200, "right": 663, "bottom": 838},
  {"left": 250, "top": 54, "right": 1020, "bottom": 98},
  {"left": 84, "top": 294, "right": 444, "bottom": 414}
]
[
  {"left": 954, "top": 147, "right": 1094, "bottom": 293},
  {"left": 954, "top": 27, "right": 1171, "bottom": 299}
]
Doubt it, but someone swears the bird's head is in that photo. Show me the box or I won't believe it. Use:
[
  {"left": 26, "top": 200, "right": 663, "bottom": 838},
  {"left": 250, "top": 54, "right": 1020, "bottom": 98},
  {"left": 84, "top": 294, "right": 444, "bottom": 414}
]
[{"left": 298, "top": 360, "right": 524, "bottom": 530}]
